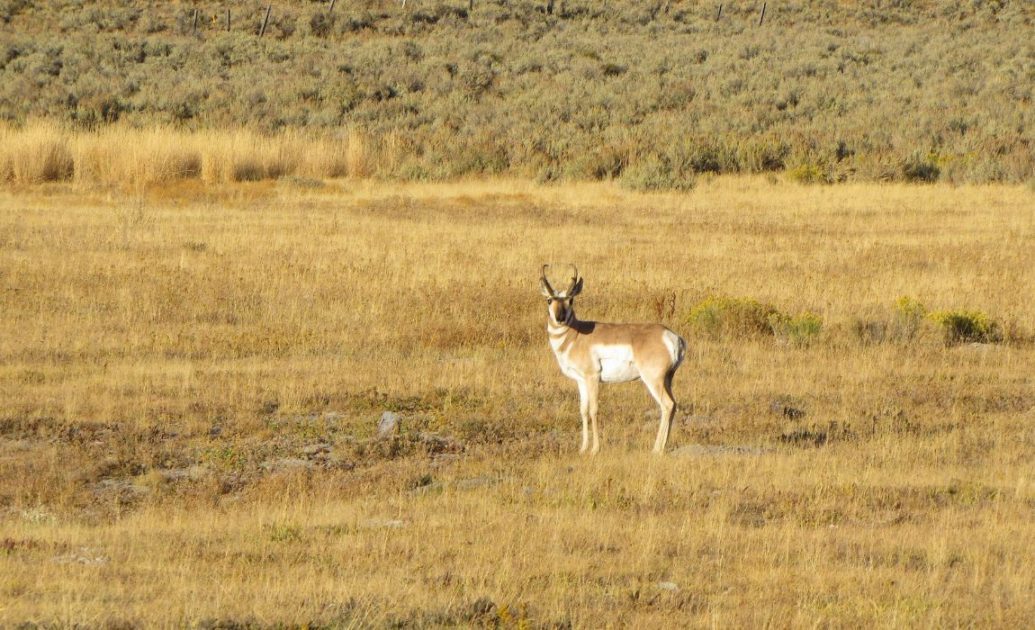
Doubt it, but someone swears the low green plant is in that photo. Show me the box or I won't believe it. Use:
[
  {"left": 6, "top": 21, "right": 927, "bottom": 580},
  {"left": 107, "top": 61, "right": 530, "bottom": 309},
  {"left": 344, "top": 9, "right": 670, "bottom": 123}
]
[
  {"left": 892, "top": 296, "right": 928, "bottom": 341},
  {"left": 685, "top": 295, "right": 780, "bottom": 339},
  {"left": 770, "top": 311, "right": 823, "bottom": 346},
  {"left": 927, "top": 310, "right": 1002, "bottom": 345},
  {"left": 786, "top": 163, "right": 830, "bottom": 184}
]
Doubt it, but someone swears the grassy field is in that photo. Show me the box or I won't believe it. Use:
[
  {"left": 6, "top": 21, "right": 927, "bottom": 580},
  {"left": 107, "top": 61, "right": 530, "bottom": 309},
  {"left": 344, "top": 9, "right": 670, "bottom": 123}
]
[{"left": 1, "top": 177, "right": 1033, "bottom": 626}]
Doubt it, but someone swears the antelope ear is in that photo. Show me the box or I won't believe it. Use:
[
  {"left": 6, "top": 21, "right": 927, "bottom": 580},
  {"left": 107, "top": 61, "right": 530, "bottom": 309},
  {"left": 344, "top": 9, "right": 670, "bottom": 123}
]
[
  {"left": 540, "top": 277, "right": 554, "bottom": 298},
  {"left": 568, "top": 277, "right": 584, "bottom": 297}
]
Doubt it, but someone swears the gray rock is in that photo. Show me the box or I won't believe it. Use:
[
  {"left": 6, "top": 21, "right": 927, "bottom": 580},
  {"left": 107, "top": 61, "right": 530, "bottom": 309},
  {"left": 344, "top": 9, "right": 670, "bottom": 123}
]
[
  {"left": 94, "top": 479, "right": 149, "bottom": 497},
  {"left": 261, "top": 457, "right": 314, "bottom": 472},
  {"left": 52, "top": 548, "right": 109, "bottom": 566},
  {"left": 360, "top": 518, "right": 406, "bottom": 529},
  {"left": 377, "top": 411, "right": 402, "bottom": 438},
  {"left": 159, "top": 465, "right": 208, "bottom": 482},
  {"left": 302, "top": 442, "right": 332, "bottom": 456},
  {"left": 455, "top": 476, "right": 499, "bottom": 490},
  {"left": 657, "top": 581, "right": 679, "bottom": 591},
  {"left": 20, "top": 507, "right": 55, "bottom": 524}
]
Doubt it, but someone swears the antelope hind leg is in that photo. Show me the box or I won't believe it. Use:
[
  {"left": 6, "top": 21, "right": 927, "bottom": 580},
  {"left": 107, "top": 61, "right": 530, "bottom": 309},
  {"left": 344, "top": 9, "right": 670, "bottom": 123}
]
[{"left": 644, "top": 371, "right": 676, "bottom": 454}]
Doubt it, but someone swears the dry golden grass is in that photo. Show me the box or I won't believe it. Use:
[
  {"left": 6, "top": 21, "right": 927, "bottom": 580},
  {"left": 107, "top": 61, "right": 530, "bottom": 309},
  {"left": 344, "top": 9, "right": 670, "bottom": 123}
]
[
  {"left": 1, "top": 177, "right": 1034, "bottom": 626},
  {"left": 0, "top": 122, "right": 360, "bottom": 188}
]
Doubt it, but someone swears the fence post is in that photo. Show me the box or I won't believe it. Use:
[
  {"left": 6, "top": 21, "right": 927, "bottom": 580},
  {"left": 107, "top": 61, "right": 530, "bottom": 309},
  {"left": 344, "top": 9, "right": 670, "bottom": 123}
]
[
  {"left": 260, "top": 4, "right": 272, "bottom": 37},
  {"left": 758, "top": 2, "right": 766, "bottom": 26},
  {"left": 192, "top": 8, "right": 198, "bottom": 32},
  {"left": 327, "top": 0, "right": 336, "bottom": 13},
  {"left": 716, "top": 4, "right": 722, "bottom": 21},
  {"left": 226, "top": 7, "right": 231, "bottom": 31}
]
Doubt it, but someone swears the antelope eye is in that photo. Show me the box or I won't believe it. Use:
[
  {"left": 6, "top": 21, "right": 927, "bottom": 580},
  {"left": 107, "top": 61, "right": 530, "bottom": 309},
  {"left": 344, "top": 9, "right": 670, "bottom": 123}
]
[{"left": 547, "top": 298, "right": 554, "bottom": 304}]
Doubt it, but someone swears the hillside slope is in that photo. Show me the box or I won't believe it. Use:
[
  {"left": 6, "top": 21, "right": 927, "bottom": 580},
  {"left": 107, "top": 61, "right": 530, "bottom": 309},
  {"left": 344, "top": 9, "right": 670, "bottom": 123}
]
[{"left": 1, "top": 1, "right": 1033, "bottom": 184}]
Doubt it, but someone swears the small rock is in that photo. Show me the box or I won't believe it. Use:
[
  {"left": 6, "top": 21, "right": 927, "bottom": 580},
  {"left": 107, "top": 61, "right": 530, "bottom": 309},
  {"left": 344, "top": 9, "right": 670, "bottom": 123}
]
[
  {"left": 208, "top": 425, "right": 223, "bottom": 437},
  {"left": 657, "top": 581, "right": 679, "bottom": 591},
  {"left": 417, "top": 432, "right": 462, "bottom": 455},
  {"left": 21, "top": 508, "right": 55, "bottom": 524},
  {"left": 377, "top": 411, "right": 402, "bottom": 438},
  {"left": 302, "top": 442, "right": 332, "bottom": 457},
  {"left": 53, "top": 548, "right": 109, "bottom": 566},
  {"left": 159, "top": 465, "right": 208, "bottom": 482}
]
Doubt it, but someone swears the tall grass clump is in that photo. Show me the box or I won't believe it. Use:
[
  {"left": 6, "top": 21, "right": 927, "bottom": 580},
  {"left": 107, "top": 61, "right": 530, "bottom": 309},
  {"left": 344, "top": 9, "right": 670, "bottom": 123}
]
[
  {"left": 0, "top": 120, "right": 74, "bottom": 184},
  {"left": 345, "top": 129, "right": 373, "bottom": 178},
  {"left": 892, "top": 296, "right": 928, "bottom": 341},
  {"left": 73, "top": 126, "right": 203, "bottom": 187}
]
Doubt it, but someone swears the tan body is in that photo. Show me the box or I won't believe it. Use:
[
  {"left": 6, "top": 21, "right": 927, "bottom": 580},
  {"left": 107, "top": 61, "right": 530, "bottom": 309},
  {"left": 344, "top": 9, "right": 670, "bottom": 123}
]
[{"left": 541, "top": 267, "right": 687, "bottom": 454}]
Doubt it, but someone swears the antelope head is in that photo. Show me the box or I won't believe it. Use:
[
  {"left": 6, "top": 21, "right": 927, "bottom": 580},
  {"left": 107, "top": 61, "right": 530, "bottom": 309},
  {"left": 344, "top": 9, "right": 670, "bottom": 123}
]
[{"left": 540, "top": 264, "right": 583, "bottom": 326}]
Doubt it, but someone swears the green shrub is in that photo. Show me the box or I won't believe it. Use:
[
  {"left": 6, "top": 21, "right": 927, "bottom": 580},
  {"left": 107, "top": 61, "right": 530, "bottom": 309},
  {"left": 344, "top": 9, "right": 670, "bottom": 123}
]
[
  {"left": 927, "top": 310, "right": 1002, "bottom": 345},
  {"left": 786, "top": 163, "right": 829, "bottom": 184},
  {"left": 686, "top": 295, "right": 780, "bottom": 339},
  {"left": 892, "top": 296, "right": 928, "bottom": 341},
  {"left": 770, "top": 311, "right": 823, "bottom": 346}
]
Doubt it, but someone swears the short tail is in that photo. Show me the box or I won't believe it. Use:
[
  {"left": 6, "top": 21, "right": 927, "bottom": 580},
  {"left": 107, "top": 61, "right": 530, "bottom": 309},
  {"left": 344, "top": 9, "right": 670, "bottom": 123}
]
[{"left": 675, "top": 334, "right": 687, "bottom": 369}]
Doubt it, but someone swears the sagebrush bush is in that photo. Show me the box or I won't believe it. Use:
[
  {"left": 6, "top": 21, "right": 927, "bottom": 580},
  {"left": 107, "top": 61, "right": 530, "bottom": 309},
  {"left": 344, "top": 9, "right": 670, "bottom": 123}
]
[
  {"left": 685, "top": 295, "right": 780, "bottom": 339},
  {"left": 0, "top": 1, "right": 1030, "bottom": 187},
  {"left": 901, "top": 154, "right": 941, "bottom": 183},
  {"left": 927, "top": 310, "right": 1002, "bottom": 345},
  {"left": 770, "top": 311, "right": 823, "bottom": 346},
  {"left": 620, "top": 155, "right": 695, "bottom": 192},
  {"left": 892, "top": 296, "right": 928, "bottom": 342}
]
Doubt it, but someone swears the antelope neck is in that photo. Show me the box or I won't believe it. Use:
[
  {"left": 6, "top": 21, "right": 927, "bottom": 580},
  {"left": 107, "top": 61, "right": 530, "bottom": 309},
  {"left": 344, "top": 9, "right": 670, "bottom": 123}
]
[{"left": 547, "top": 312, "right": 578, "bottom": 352}]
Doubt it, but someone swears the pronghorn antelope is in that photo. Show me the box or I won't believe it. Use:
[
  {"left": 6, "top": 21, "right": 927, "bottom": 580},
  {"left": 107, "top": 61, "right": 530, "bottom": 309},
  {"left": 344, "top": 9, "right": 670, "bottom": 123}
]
[{"left": 540, "top": 265, "right": 687, "bottom": 454}]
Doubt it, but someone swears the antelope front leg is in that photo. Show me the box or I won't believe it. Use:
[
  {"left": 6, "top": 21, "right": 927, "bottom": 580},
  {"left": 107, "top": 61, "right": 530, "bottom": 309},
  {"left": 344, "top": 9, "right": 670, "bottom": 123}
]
[
  {"left": 577, "top": 379, "right": 591, "bottom": 454},
  {"left": 585, "top": 377, "right": 601, "bottom": 455}
]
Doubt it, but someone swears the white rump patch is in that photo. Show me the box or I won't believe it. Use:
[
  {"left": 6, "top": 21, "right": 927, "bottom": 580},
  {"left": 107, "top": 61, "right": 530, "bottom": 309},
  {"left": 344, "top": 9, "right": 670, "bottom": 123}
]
[{"left": 661, "top": 330, "right": 684, "bottom": 367}]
